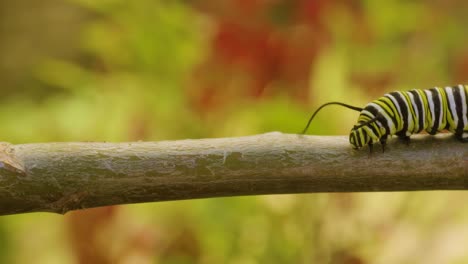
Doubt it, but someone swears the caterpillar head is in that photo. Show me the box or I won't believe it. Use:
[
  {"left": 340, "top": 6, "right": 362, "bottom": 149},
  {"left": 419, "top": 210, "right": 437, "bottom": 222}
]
[
  {"left": 349, "top": 124, "right": 371, "bottom": 149},
  {"left": 349, "top": 117, "right": 384, "bottom": 149}
]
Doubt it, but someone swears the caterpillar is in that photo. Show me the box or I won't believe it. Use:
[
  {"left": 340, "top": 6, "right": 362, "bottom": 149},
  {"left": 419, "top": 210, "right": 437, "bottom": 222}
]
[{"left": 302, "top": 85, "right": 468, "bottom": 153}]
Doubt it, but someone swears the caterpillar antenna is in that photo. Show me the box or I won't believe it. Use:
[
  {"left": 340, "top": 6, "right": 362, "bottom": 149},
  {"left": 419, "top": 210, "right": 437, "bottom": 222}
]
[{"left": 301, "top": 102, "right": 363, "bottom": 134}]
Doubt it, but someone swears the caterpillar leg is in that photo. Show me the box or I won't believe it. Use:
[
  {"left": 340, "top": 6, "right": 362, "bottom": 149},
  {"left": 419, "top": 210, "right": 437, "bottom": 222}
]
[
  {"left": 456, "top": 132, "right": 468, "bottom": 142},
  {"left": 379, "top": 135, "right": 388, "bottom": 153},
  {"left": 368, "top": 142, "right": 373, "bottom": 155}
]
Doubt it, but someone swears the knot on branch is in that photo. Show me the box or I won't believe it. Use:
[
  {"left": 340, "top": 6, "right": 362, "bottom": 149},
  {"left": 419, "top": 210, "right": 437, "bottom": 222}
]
[
  {"left": 50, "top": 191, "right": 89, "bottom": 214},
  {"left": 0, "top": 142, "right": 26, "bottom": 177}
]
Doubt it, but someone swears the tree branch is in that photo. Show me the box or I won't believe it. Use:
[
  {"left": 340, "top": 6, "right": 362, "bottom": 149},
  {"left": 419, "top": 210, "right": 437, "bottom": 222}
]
[{"left": 0, "top": 132, "right": 466, "bottom": 215}]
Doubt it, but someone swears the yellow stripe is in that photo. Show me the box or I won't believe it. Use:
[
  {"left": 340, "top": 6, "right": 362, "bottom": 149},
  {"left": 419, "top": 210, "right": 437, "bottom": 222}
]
[
  {"left": 375, "top": 96, "right": 402, "bottom": 131},
  {"left": 415, "top": 89, "right": 431, "bottom": 130},
  {"left": 364, "top": 126, "right": 379, "bottom": 143},
  {"left": 375, "top": 97, "right": 395, "bottom": 117},
  {"left": 358, "top": 130, "right": 365, "bottom": 146},
  {"left": 401, "top": 91, "right": 417, "bottom": 133},
  {"left": 390, "top": 98, "right": 403, "bottom": 131},
  {"left": 445, "top": 87, "right": 456, "bottom": 130},
  {"left": 358, "top": 116, "right": 371, "bottom": 123},
  {"left": 436, "top": 87, "right": 447, "bottom": 130},
  {"left": 371, "top": 122, "right": 382, "bottom": 138}
]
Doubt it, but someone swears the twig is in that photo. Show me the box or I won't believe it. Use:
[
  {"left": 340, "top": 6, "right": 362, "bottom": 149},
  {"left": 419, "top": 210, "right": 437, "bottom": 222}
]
[{"left": 0, "top": 132, "right": 466, "bottom": 215}]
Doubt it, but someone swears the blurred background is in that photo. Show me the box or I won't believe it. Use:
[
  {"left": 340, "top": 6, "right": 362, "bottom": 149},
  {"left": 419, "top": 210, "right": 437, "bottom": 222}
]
[{"left": 1, "top": 0, "right": 468, "bottom": 263}]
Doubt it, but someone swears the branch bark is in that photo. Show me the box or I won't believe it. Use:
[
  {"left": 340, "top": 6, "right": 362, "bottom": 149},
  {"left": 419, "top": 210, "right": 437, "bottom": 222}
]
[{"left": 0, "top": 132, "right": 466, "bottom": 215}]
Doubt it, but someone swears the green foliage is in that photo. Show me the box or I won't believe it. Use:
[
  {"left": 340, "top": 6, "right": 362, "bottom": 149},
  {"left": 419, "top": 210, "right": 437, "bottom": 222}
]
[{"left": 0, "top": 0, "right": 204, "bottom": 143}]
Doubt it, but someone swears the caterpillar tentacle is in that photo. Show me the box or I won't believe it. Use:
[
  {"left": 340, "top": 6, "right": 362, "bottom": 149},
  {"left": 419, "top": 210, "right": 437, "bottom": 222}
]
[{"left": 301, "top": 102, "right": 363, "bottom": 135}]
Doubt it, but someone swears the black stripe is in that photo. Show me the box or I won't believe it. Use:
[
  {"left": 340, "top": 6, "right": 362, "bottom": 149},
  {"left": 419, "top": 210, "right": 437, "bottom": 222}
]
[
  {"left": 365, "top": 104, "right": 391, "bottom": 136},
  {"left": 354, "top": 132, "right": 359, "bottom": 147},
  {"left": 463, "top": 86, "right": 468, "bottom": 128},
  {"left": 452, "top": 86, "right": 464, "bottom": 134},
  {"left": 360, "top": 111, "right": 375, "bottom": 120},
  {"left": 444, "top": 86, "right": 457, "bottom": 131},
  {"left": 368, "top": 122, "right": 380, "bottom": 139},
  {"left": 409, "top": 90, "right": 424, "bottom": 133},
  {"left": 356, "top": 129, "right": 364, "bottom": 147},
  {"left": 359, "top": 111, "right": 381, "bottom": 138},
  {"left": 390, "top": 92, "right": 409, "bottom": 136},
  {"left": 378, "top": 96, "right": 399, "bottom": 130},
  {"left": 429, "top": 88, "right": 441, "bottom": 135}
]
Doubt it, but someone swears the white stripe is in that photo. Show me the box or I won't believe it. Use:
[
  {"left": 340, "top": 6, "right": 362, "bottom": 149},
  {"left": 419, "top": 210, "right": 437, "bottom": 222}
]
[
  {"left": 407, "top": 92, "right": 419, "bottom": 132},
  {"left": 398, "top": 91, "right": 414, "bottom": 134},
  {"left": 412, "top": 89, "right": 426, "bottom": 130},
  {"left": 385, "top": 94, "right": 403, "bottom": 131},
  {"left": 445, "top": 86, "right": 458, "bottom": 131},
  {"left": 376, "top": 120, "right": 385, "bottom": 134},
  {"left": 368, "top": 103, "right": 396, "bottom": 134},
  {"left": 424, "top": 90, "right": 436, "bottom": 129}
]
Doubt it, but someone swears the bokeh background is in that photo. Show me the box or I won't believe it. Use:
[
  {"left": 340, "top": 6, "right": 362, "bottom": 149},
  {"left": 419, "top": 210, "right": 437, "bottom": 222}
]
[{"left": 1, "top": 0, "right": 468, "bottom": 263}]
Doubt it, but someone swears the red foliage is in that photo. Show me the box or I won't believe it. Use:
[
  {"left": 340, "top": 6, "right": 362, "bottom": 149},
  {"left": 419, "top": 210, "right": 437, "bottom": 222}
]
[
  {"left": 67, "top": 206, "right": 159, "bottom": 263},
  {"left": 67, "top": 207, "right": 118, "bottom": 264},
  {"left": 189, "top": 0, "right": 331, "bottom": 114}
]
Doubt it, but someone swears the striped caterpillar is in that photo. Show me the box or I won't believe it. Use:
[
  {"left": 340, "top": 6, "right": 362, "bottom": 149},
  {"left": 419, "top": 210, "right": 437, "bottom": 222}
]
[{"left": 302, "top": 85, "right": 468, "bottom": 152}]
